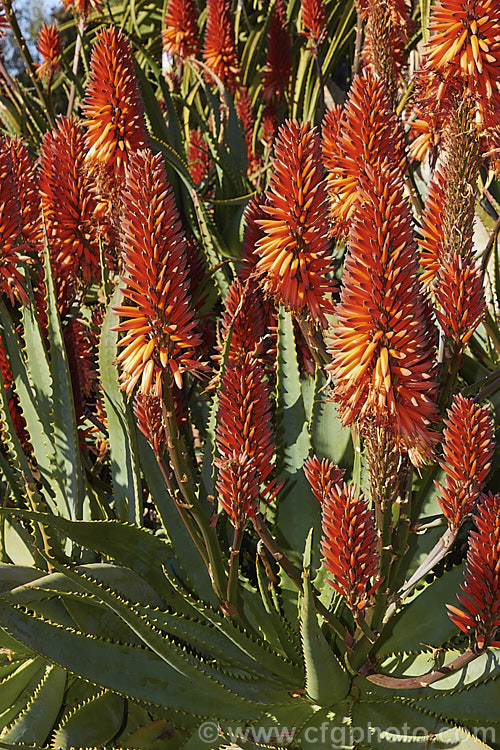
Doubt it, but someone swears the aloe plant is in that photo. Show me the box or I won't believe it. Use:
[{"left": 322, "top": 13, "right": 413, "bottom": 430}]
[{"left": 0, "top": 0, "right": 499, "bottom": 747}]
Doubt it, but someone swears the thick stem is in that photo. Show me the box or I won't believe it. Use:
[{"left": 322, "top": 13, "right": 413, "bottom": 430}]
[
  {"left": 226, "top": 523, "right": 245, "bottom": 614},
  {"left": 366, "top": 647, "right": 482, "bottom": 688},
  {"left": 161, "top": 381, "right": 228, "bottom": 603}
]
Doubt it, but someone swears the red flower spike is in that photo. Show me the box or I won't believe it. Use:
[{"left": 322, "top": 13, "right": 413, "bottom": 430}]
[
  {"left": 304, "top": 455, "right": 345, "bottom": 506},
  {"left": 327, "top": 162, "right": 439, "bottom": 466},
  {"left": 64, "top": 318, "right": 97, "bottom": 422},
  {"left": 239, "top": 193, "right": 268, "bottom": 280},
  {"left": 215, "top": 353, "right": 277, "bottom": 524},
  {"left": 36, "top": 21, "right": 62, "bottom": 80},
  {"left": 447, "top": 492, "right": 500, "bottom": 649},
  {"left": 163, "top": 0, "right": 199, "bottom": 59},
  {"left": 434, "top": 253, "right": 485, "bottom": 349},
  {"left": 38, "top": 117, "right": 101, "bottom": 310},
  {"left": 322, "top": 69, "right": 407, "bottom": 239},
  {"left": 321, "top": 482, "right": 379, "bottom": 613},
  {"left": 418, "top": 166, "right": 447, "bottom": 288},
  {"left": 300, "top": 0, "right": 327, "bottom": 47},
  {"left": 255, "top": 120, "right": 337, "bottom": 327},
  {"left": 0, "top": 142, "right": 29, "bottom": 306},
  {"left": 262, "top": 0, "right": 292, "bottom": 103},
  {"left": 427, "top": 0, "right": 500, "bottom": 123},
  {"left": 216, "top": 278, "right": 270, "bottom": 368},
  {"left": 6, "top": 136, "right": 41, "bottom": 251},
  {"left": 437, "top": 394, "right": 494, "bottom": 532},
  {"left": 115, "top": 149, "right": 206, "bottom": 397},
  {"left": 236, "top": 87, "right": 260, "bottom": 176},
  {"left": 83, "top": 26, "right": 148, "bottom": 181},
  {"left": 187, "top": 129, "right": 212, "bottom": 186},
  {"left": 203, "top": 0, "right": 240, "bottom": 92}
]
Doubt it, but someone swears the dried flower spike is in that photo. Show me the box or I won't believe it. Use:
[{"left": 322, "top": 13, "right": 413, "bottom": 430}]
[
  {"left": 327, "top": 162, "right": 439, "bottom": 465},
  {"left": 447, "top": 492, "right": 500, "bottom": 649},
  {"left": 114, "top": 149, "right": 205, "bottom": 396},
  {"left": 215, "top": 353, "right": 276, "bottom": 524},
  {"left": 36, "top": 21, "right": 62, "bottom": 80},
  {"left": 203, "top": 0, "right": 240, "bottom": 91},
  {"left": 255, "top": 120, "right": 337, "bottom": 326},
  {"left": 83, "top": 26, "right": 147, "bottom": 181},
  {"left": 437, "top": 394, "right": 494, "bottom": 532},
  {"left": 321, "top": 482, "right": 379, "bottom": 613}
]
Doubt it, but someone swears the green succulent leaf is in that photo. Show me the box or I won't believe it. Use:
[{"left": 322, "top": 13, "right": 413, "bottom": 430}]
[{"left": 51, "top": 690, "right": 125, "bottom": 749}]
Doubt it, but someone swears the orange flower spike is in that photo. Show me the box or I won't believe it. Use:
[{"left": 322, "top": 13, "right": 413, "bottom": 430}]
[
  {"left": 7, "top": 137, "right": 41, "bottom": 250},
  {"left": 447, "top": 492, "right": 500, "bottom": 649},
  {"left": 327, "top": 162, "right": 439, "bottom": 465},
  {"left": 321, "top": 482, "right": 379, "bottom": 613},
  {"left": 303, "top": 455, "right": 345, "bottom": 506},
  {"left": 163, "top": 0, "right": 199, "bottom": 59},
  {"left": 134, "top": 393, "right": 168, "bottom": 456},
  {"left": 115, "top": 150, "right": 206, "bottom": 397},
  {"left": 437, "top": 394, "right": 494, "bottom": 532},
  {"left": 301, "top": 0, "right": 327, "bottom": 47},
  {"left": 36, "top": 21, "right": 62, "bottom": 80},
  {"left": 427, "top": 0, "right": 500, "bottom": 108},
  {"left": 215, "top": 353, "right": 277, "bottom": 523},
  {"left": 38, "top": 117, "right": 101, "bottom": 303},
  {"left": 0, "top": 142, "right": 29, "bottom": 306},
  {"left": 83, "top": 26, "right": 148, "bottom": 181},
  {"left": 203, "top": 0, "right": 240, "bottom": 91},
  {"left": 255, "top": 120, "right": 337, "bottom": 327},
  {"left": 322, "top": 69, "right": 407, "bottom": 238}
]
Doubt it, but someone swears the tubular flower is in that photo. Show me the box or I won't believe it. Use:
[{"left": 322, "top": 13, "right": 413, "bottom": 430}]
[
  {"left": 437, "top": 395, "right": 494, "bottom": 532},
  {"left": 255, "top": 120, "right": 337, "bottom": 326},
  {"left": 83, "top": 26, "right": 148, "bottom": 181},
  {"left": 38, "top": 117, "right": 101, "bottom": 306},
  {"left": 64, "top": 318, "right": 97, "bottom": 422},
  {"left": 114, "top": 149, "right": 205, "bottom": 397},
  {"left": 162, "top": 0, "right": 199, "bottom": 59},
  {"left": 262, "top": 0, "right": 292, "bottom": 103},
  {"left": 418, "top": 166, "right": 447, "bottom": 287},
  {"left": 447, "top": 492, "right": 500, "bottom": 649},
  {"left": 0, "top": 142, "right": 29, "bottom": 305},
  {"left": 322, "top": 69, "right": 407, "bottom": 239},
  {"left": 36, "top": 21, "right": 62, "bottom": 80},
  {"left": 303, "top": 455, "right": 345, "bottom": 506},
  {"left": 434, "top": 253, "right": 485, "bottom": 349},
  {"left": 321, "top": 482, "right": 379, "bottom": 613},
  {"left": 327, "top": 163, "right": 439, "bottom": 466},
  {"left": 426, "top": 0, "right": 500, "bottom": 122},
  {"left": 215, "top": 353, "right": 277, "bottom": 524},
  {"left": 203, "top": 0, "right": 240, "bottom": 91},
  {"left": 300, "top": 0, "right": 327, "bottom": 47}
]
